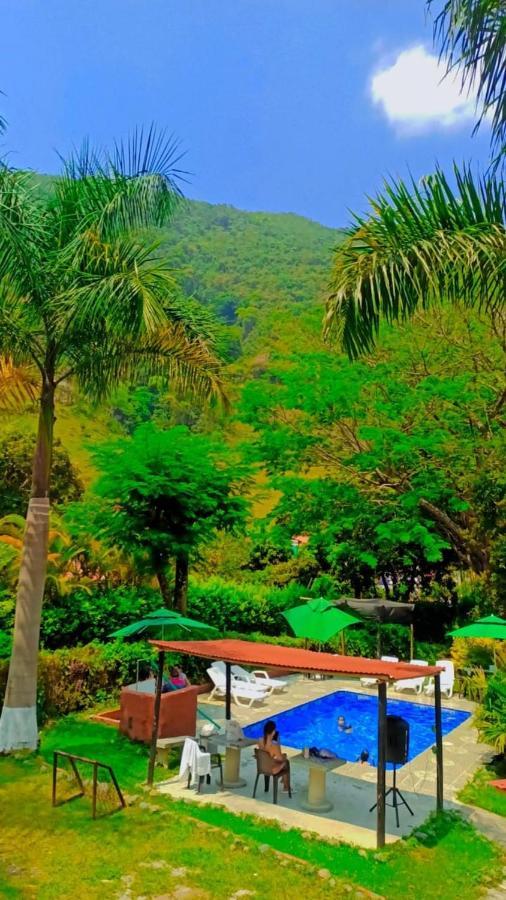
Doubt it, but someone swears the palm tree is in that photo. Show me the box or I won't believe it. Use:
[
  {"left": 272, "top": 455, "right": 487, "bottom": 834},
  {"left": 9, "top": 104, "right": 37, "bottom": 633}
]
[
  {"left": 431, "top": 0, "right": 506, "bottom": 158},
  {"left": 0, "top": 128, "right": 223, "bottom": 751},
  {"left": 325, "top": 0, "right": 506, "bottom": 356},
  {"left": 325, "top": 165, "right": 505, "bottom": 357}
]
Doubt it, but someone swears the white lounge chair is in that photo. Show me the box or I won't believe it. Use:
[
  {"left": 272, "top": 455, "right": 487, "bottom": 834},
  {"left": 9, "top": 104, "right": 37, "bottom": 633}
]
[
  {"left": 360, "top": 656, "right": 399, "bottom": 688},
  {"left": 424, "top": 659, "right": 455, "bottom": 699},
  {"left": 210, "top": 660, "right": 285, "bottom": 694},
  {"left": 393, "top": 659, "right": 429, "bottom": 694},
  {"left": 233, "top": 665, "right": 287, "bottom": 693},
  {"left": 206, "top": 667, "right": 269, "bottom": 708}
]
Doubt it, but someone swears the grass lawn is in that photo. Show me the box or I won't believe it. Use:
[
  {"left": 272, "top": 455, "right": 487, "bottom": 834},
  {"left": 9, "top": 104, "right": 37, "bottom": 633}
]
[
  {"left": 459, "top": 758, "right": 506, "bottom": 819},
  {"left": 0, "top": 716, "right": 503, "bottom": 899}
]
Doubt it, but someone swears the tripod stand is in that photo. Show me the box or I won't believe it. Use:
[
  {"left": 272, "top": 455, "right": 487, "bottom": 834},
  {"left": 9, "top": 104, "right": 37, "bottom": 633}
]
[{"left": 370, "top": 764, "right": 414, "bottom": 828}]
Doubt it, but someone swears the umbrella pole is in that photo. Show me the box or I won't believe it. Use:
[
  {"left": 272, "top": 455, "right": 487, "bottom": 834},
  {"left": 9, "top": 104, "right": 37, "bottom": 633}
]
[{"left": 340, "top": 631, "right": 346, "bottom": 655}]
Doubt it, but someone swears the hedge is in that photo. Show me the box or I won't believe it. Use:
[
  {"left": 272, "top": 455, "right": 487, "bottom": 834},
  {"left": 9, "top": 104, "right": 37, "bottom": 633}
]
[{"left": 1, "top": 576, "right": 458, "bottom": 656}]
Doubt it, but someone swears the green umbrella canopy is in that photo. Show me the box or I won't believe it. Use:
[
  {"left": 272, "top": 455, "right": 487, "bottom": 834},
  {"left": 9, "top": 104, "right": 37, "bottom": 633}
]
[
  {"left": 282, "top": 597, "right": 361, "bottom": 643},
  {"left": 448, "top": 615, "right": 506, "bottom": 641},
  {"left": 110, "top": 608, "right": 218, "bottom": 639}
]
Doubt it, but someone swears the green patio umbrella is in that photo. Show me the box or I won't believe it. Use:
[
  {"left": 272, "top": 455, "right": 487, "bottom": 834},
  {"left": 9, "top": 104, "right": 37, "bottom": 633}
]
[
  {"left": 110, "top": 608, "right": 218, "bottom": 640},
  {"left": 282, "top": 597, "right": 361, "bottom": 644},
  {"left": 448, "top": 614, "right": 506, "bottom": 667}
]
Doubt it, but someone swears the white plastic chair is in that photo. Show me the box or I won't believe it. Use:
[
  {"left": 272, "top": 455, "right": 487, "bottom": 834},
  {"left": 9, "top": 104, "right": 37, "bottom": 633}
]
[
  {"left": 360, "top": 656, "right": 399, "bottom": 688},
  {"left": 424, "top": 660, "right": 455, "bottom": 699},
  {"left": 231, "top": 664, "right": 287, "bottom": 694},
  {"left": 206, "top": 667, "right": 268, "bottom": 707},
  {"left": 394, "top": 659, "right": 429, "bottom": 694}
]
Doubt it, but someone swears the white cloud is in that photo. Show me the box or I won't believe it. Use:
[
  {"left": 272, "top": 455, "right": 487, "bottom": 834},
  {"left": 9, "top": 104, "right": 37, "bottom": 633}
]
[{"left": 371, "top": 45, "right": 477, "bottom": 132}]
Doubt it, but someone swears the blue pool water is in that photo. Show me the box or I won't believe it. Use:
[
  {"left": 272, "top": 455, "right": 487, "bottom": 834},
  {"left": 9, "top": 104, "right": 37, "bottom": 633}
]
[{"left": 243, "top": 690, "right": 470, "bottom": 768}]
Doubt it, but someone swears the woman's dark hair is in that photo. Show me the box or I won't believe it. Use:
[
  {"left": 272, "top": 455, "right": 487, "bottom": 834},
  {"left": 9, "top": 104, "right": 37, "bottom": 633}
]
[{"left": 263, "top": 720, "right": 277, "bottom": 740}]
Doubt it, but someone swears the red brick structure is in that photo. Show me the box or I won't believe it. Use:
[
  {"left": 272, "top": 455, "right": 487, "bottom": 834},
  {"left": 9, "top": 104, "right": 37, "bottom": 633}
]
[{"left": 119, "top": 684, "right": 198, "bottom": 743}]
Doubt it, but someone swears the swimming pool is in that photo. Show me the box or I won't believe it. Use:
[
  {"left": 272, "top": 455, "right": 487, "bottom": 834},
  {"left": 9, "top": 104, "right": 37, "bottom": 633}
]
[{"left": 243, "top": 690, "right": 470, "bottom": 768}]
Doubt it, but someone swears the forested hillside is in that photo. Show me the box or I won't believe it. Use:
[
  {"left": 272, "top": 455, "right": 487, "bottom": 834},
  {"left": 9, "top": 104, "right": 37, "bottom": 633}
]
[{"left": 161, "top": 199, "right": 338, "bottom": 314}]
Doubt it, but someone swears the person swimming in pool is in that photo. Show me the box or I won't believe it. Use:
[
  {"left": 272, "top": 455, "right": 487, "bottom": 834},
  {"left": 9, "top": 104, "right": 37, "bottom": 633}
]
[{"left": 337, "top": 714, "right": 352, "bottom": 733}]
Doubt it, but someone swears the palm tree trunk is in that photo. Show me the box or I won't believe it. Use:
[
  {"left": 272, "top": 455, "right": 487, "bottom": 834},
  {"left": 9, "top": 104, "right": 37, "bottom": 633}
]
[
  {"left": 0, "top": 378, "right": 54, "bottom": 752},
  {"left": 174, "top": 551, "right": 189, "bottom": 614}
]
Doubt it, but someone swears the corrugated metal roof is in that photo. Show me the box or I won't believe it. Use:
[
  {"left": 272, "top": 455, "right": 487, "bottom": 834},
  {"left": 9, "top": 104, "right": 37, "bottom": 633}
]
[{"left": 149, "top": 638, "right": 441, "bottom": 681}]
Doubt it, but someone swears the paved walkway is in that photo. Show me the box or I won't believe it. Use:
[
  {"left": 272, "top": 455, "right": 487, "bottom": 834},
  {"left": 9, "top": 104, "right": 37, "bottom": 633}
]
[{"left": 157, "top": 675, "right": 506, "bottom": 849}]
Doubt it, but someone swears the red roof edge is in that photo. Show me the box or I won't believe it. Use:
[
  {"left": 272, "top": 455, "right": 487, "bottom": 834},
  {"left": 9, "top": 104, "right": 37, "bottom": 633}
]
[{"left": 148, "top": 638, "right": 442, "bottom": 681}]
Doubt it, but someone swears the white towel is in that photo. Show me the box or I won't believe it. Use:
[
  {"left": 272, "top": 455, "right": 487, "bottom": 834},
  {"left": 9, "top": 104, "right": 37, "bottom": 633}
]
[{"left": 179, "top": 738, "right": 211, "bottom": 782}]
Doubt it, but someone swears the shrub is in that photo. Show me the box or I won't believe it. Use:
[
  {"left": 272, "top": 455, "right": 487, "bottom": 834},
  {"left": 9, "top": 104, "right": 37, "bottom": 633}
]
[
  {"left": 186, "top": 577, "right": 300, "bottom": 634},
  {"left": 39, "top": 585, "right": 161, "bottom": 649},
  {"left": 475, "top": 672, "right": 506, "bottom": 753},
  {"left": 451, "top": 637, "right": 506, "bottom": 671},
  {"left": 0, "top": 432, "right": 83, "bottom": 517},
  {"left": 0, "top": 641, "right": 155, "bottom": 722}
]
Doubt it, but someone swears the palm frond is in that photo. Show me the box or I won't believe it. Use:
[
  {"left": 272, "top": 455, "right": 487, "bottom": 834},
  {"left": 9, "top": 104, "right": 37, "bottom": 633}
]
[
  {"left": 69, "top": 322, "right": 225, "bottom": 405},
  {"left": 325, "top": 165, "right": 506, "bottom": 357},
  {"left": 0, "top": 165, "right": 46, "bottom": 296},
  {"left": 55, "top": 233, "right": 174, "bottom": 340},
  {"left": 52, "top": 125, "right": 185, "bottom": 244},
  {"left": 430, "top": 0, "right": 506, "bottom": 155},
  {"left": 0, "top": 356, "right": 38, "bottom": 411},
  {"left": 0, "top": 277, "right": 45, "bottom": 368}
]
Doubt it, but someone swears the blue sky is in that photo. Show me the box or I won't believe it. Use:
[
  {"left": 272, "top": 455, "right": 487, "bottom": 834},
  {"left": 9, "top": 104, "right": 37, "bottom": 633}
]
[{"left": 1, "top": 0, "right": 491, "bottom": 227}]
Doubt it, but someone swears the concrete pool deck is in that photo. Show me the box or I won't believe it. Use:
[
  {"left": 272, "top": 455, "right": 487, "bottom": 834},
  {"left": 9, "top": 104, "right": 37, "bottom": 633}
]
[{"left": 156, "top": 675, "right": 504, "bottom": 848}]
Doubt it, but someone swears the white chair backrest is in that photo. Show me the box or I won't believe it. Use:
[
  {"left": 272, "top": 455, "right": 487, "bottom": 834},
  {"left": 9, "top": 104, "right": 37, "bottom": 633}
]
[
  {"left": 381, "top": 655, "right": 399, "bottom": 663},
  {"left": 207, "top": 666, "right": 224, "bottom": 686},
  {"left": 410, "top": 659, "right": 428, "bottom": 667},
  {"left": 211, "top": 660, "right": 226, "bottom": 674},
  {"left": 232, "top": 664, "right": 252, "bottom": 681},
  {"left": 436, "top": 659, "right": 454, "bottom": 685}
]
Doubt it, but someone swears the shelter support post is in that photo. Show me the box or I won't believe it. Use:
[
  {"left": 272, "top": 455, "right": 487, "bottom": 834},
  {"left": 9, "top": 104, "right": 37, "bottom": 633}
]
[
  {"left": 410, "top": 623, "right": 414, "bottom": 660},
  {"left": 376, "top": 681, "right": 387, "bottom": 849},
  {"left": 434, "top": 673, "right": 443, "bottom": 812},
  {"left": 225, "top": 661, "right": 232, "bottom": 721},
  {"left": 147, "top": 649, "right": 165, "bottom": 787}
]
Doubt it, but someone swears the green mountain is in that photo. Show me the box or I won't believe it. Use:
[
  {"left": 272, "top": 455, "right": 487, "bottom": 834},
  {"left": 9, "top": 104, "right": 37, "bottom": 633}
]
[{"left": 160, "top": 199, "right": 339, "bottom": 315}]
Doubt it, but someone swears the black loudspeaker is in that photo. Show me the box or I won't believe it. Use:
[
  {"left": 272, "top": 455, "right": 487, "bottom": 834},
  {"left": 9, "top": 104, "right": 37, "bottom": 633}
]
[
  {"left": 370, "top": 714, "right": 413, "bottom": 827},
  {"left": 386, "top": 715, "right": 409, "bottom": 765}
]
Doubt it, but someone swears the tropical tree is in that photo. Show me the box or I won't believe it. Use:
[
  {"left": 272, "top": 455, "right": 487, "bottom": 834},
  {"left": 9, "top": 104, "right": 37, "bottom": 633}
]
[
  {"left": 241, "top": 291, "right": 506, "bottom": 587},
  {"left": 325, "top": 0, "right": 506, "bottom": 356},
  {"left": 0, "top": 129, "right": 223, "bottom": 751},
  {"left": 70, "top": 424, "right": 249, "bottom": 612}
]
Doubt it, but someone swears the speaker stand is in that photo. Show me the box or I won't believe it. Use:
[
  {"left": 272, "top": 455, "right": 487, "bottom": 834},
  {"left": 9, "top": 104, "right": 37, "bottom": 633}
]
[{"left": 370, "top": 764, "right": 414, "bottom": 828}]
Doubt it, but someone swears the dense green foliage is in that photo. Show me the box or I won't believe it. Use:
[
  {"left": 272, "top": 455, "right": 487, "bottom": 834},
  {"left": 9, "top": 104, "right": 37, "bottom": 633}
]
[
  {"left": 239, "top": 305, "right": 505, "bottom": 601},
  {"left": 475, "top": 672, "right": 506, "bottom": 753}
]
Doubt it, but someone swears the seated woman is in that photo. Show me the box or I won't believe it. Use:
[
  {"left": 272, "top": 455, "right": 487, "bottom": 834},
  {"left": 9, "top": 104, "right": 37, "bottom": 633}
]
[
  {"left": 258, "top": 720, "right": 291, "bottom": 793},
  {"left": 169, "top": 665, "right": 190, "bottom": 689}
]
